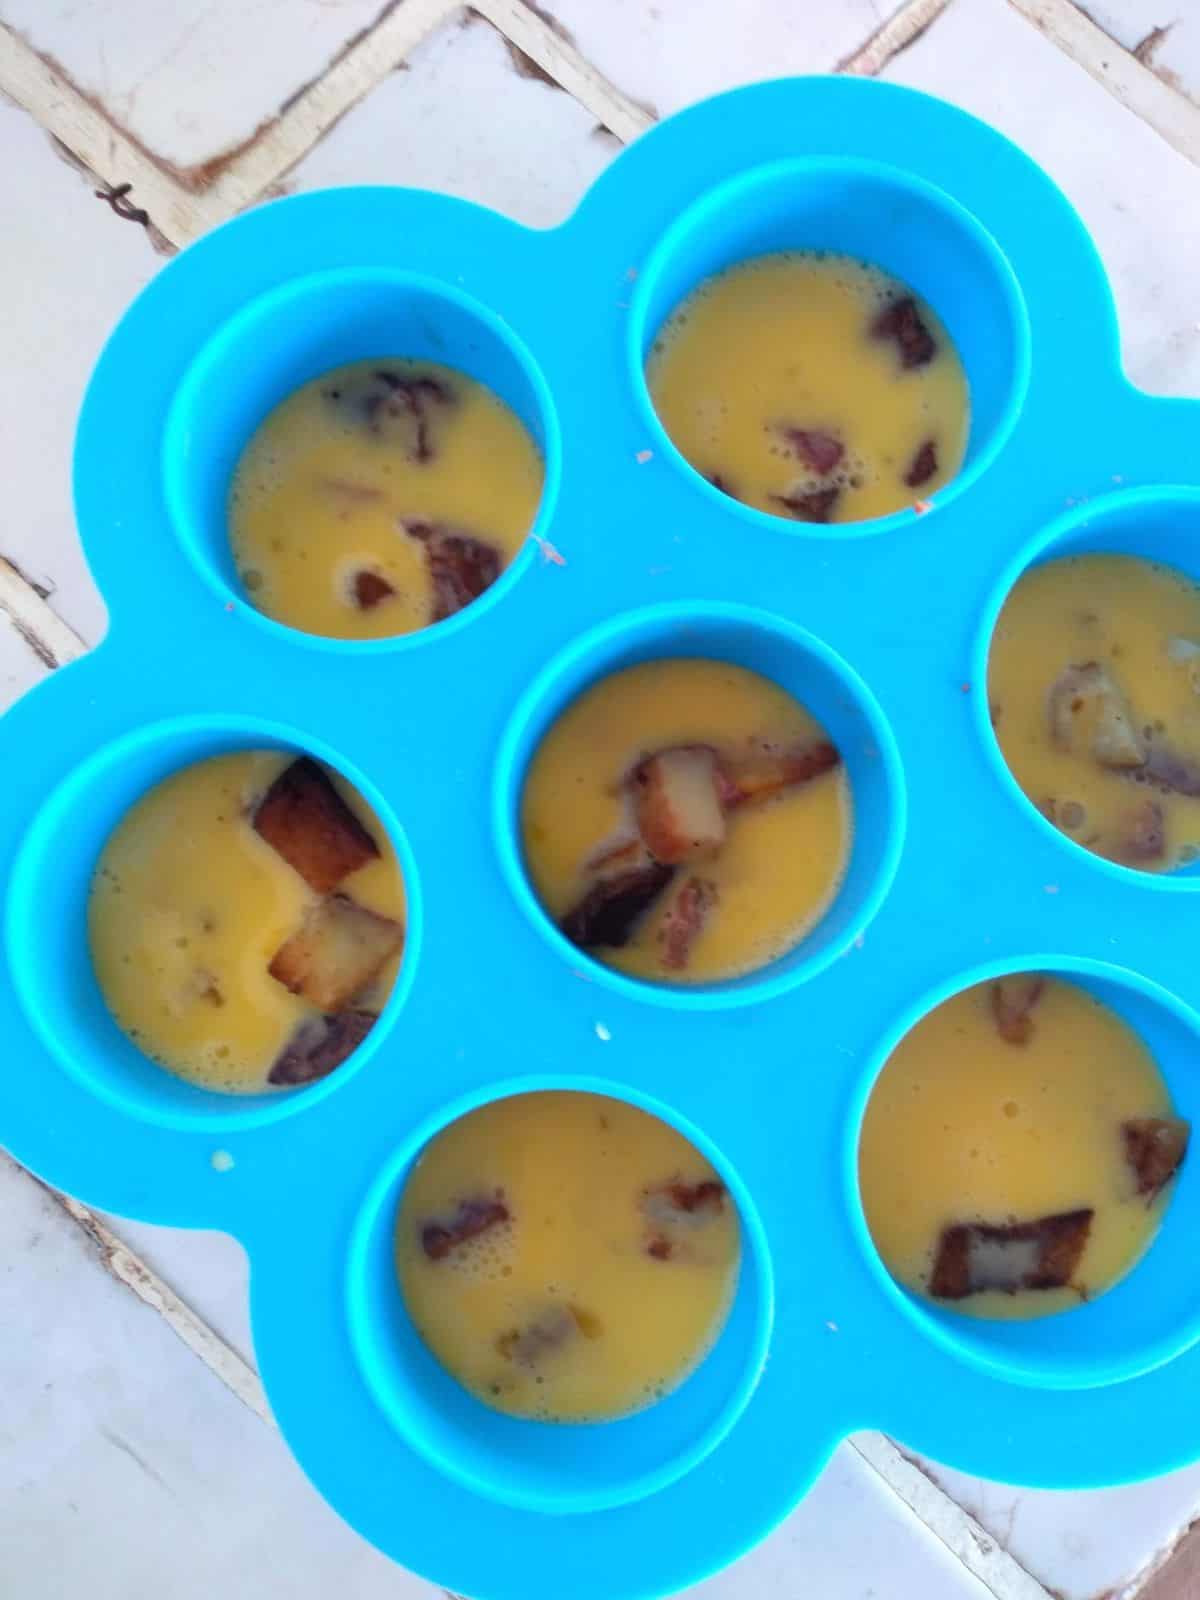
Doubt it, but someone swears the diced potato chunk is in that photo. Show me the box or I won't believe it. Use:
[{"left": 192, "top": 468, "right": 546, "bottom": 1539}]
[
  {"left": 1046, "top": 662, "right": 1145, "bottom": 770},
  {"left": 560, "top": 862, "right": 674, "bottom": 949},
  {"left": 930, "top": 1208, "right": 1093, "bottom": 1299},
  {"left": 268, "top": 1009, "right": 376, "bottom": 1086},
  {"left": 990, "top": 974, "right": 1045, "bottom": 1046},
  {"left": 633, "top": 745, "right": 727, "bottom": 864},
  {"left": 268, "top": 894, "right": 403, "bottom": 1012},
  {"left": 253, "top": 757, "right": 379, "bottom": 892},
  {"left": 1123, "top": 1116, "right": 1190, "bottom": 1198}
]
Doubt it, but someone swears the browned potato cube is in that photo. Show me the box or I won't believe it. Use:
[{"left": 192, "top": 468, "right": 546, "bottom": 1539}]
[
  {"left": 990, "top": 974, "right": 1045, "bottom": 1046},
  {"left": 253, "top": 757, "right": 379, "bottom": 892},
  {"left": 1123, "top": 1116, "right": 1190, "bottom": 1198},
  {"left": 719, "top": 739, "right": 840, "bottom": 809},
  {"left": 633, "top": 745, "right": 727, "bottom": 864},
  {"left": 268, "top": 894, "right": 403, "bottom": 1012},
  {"left": 268, "top": 1009, "right": 376, "bottom": 1086},
  {"left": 929, "top": 1208, "right": 1093, "bottom": 1300}
]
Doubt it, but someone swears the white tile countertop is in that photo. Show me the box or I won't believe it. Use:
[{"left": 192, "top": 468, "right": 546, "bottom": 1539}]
[{"left": 2, "top": 3, "right": 1200, "bottom": 1597}]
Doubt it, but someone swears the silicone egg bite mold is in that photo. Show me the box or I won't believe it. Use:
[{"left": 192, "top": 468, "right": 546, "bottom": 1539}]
[{"left": 4, "top": 76, "right": 1200, "bottom": 1600}]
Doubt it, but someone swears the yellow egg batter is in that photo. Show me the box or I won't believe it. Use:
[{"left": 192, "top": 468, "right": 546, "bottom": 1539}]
[
  {"left": 396, "top": 1091, "right": 741, "bottom": 1421},
  {"left": 860, "top": 976, "right": 1183, "bottom": 1319},
  {"left": 989, "top": 553, "right": 1200, "bottom": 871},
  {"left": 521, "top": 658, "right": 851, "bottom": 984},
  {"left": 89, "top": 752, "right": 405, "bottom": 1093},
  {"left": 647, "top": 252, "right": 969, "bottom": 524},
  {"left": 229, "top": 359, "right": 543, "bottom": 640}
]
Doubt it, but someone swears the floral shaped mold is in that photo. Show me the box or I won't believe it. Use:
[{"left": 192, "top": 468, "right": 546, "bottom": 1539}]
[{"left": 2, "top": 77, "right": 1200, "bottom": 1600}]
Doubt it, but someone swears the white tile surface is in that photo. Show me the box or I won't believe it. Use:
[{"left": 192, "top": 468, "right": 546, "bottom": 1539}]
[
  {"left": 4, "top": 1, "right": 1200, "bottom": 1597},
  {"left": 3, "top": 1144, "right": 993, "bottom": 1600},
  {"left": 287, "top": 11, "right": 617, "bottom": 227},
  {"left": 546, "top": 0, "right": 890, "bottom": 117},
  {"left": 0, "top": 1154, "right": 439, "bottom": 1600},
  {"left": 1079, "top": 2, "right": 1200, "bottom": 107},
  {"left": 884, "top": 0, "right": 1200, "bottom": 398},
  {"left": 914, "top": 1457, "right": 1200, "bottom": 1600},
  {"left": 684, "top": 1443, "right": 992, "bottom": 1600},
  {"left": 0, "top": 94, "right": 157, "bottom": 648},
  {"left": 95, "top": 1212, "right": 256, "bottom": 1369},
  {"left": 1, "top": 0, "right": 391, "bottom": 173}
]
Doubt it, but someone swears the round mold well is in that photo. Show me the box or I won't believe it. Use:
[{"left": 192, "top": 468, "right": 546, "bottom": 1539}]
[
  {"left": 978, "top": 485, "right": 1200, "bottom": 888},
  {"left": 346, "top": 1076, "right": 773, "bottom": 1514},
  {"left": 162, "top": 268, "right": 561, "bottom": 649},
  {"left": 629, "top": 157, "right": 1030, "bottom": 534},
  {"left": 5, "top": 715, "right": 420, "bottom": 1131},
  {"left": 494, "top": 600, "right": 904, "bottom": 1009},
  {"left": 849, "top": 956, "right": 1200, "bottom": 1390}
]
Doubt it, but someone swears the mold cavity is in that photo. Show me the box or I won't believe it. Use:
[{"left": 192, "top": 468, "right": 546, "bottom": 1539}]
[
  {"left": 396, "top": 1090, "right": 739, "bottom": 1423},
  {"left": 8, "top": 717, "right": 419, "bottom": 1130},
  {"left": 855, "top": 961, "right": 1200, "bottom": 1389},
  {"left": 348, "top": 1080, "right": 771, "bottom": 1512},
  {"left": 164, "top": 271, "right": 560, "bottom": 645},
  {"left": 496, "top": 601, "right": 904, "bottom": 1007},
  {"left": 986, "top": 492, "right": 1200, "bottom": 883},
  {"left": 522, "top": 656, "right": 849, "bottom": 987},
  {"left": 631, "top": 159, "right": 1028, "bottom": 532},
  {"left": 648, "top": 253, "right": 967, "bottom": 524}
]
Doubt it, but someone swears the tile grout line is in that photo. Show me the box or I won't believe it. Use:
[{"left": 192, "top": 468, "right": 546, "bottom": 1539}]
[
  {"left": 838, "top": 0, "right": 956, "bottom": 75},
  {"left": 8, "top": 1156, "right": 271, "bottom": 1424},
  {"left": 0, "top": 557, "right": 88, "bottom": 670},
  {"left": 470, "top": 0, "right": 655, "bottom": 139},
  {"left": 0, "top": 4, "right": 1166, "bottom": 1592},
  {"left": 0, "top": 0, "right": 461, "bottom": 248},
  {"left": 852, "top": 1435, "right": 1054, "bottom": 1600},
  {"left": 1006, "top": 0, "right": 1200, "bottom": 166}
]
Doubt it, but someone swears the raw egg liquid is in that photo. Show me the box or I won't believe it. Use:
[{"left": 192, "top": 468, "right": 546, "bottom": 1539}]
[
  {"left": 647, "top": 252, "right": 969, "bottom": 523},
  {"left": 88, "top": 752, "right": 405, "bottom": 1092},
  {"left": 859, "top": 976, "right": 1176, "bottom": 1319},
  {"left": 396, "top": 1091, "right": 741, "bottom": 1421},
  {"left": 989, "top": 553, "right": 1200, "bottom": 870},
  {"left": 229, "top": 359, "right": 543, "bottom": 639},
  {"left": 521, "top": 658, "right": 851, "bottom": 983}
]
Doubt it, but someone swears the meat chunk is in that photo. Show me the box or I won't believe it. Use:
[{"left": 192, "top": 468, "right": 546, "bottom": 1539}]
[
  {"left": 1143, "top": 741, "right": 1200, "bottom": 797},
  {"left": 903, "top": 438, "right": 938, "bottom": 488},
  {"left": 929, "top": 1209, "right": 1093, "bottom": 1299},
  {"left": 771, "top": 486, "right": 840, "bottom": 523},
  {"left": 1123, "top": 1116, "right": 1190, "bottom": 1198},
  {"left": 1120, "top": 797, "right": 1166, "bottom": 863},
  {"left": 660, "top": 877, "right": 717, "bottom": 970},
  {"left": 633, "top": 745, "right": 727, "bottom": 864},
  {"left": 720, "top": 739, "right": 841, "bottom": 809},
  {"left": 421, "top": 1194, "right": 509, "bottom": 1261},
  {"left": 871, "top": 295, "right": 937, "bottom": 369},
  {"left": 352, "top": 569, "right": 395, "bottom": 610},
  {"left": 368, "top": 369, "right": 454, "bottom": 460},
  {"left": 990, "top": 974, "right": 1045, "bottom": 1046},
  {"left": 643, "top": 1177, "right": 727, "bottom": 1260},
  {"left": 254, "top": 758, "right": 380, "bottom": 892},
  {"left": 776, "top": 426, "right": 844, "bottom": 476},
  {"left": 268, "top": 1009, "right": 376, "bottom": 1086},
  {"left": 656, "top": 1179, "right": 725, "bottom": 1215},
  {"left": 403, "top": 518, "right": 503, "bottom": 623},
  {"left": 495, "top": 1303, "right": 601, "bottom": 1366},
  {"left": 1047, "top": 662, "right": 1146, "bottom": 770},
  {"left": 268, "top": 894, "right": 404, "bottom": 1012},
  {"left": 560, "top": 862, "right": 675, "bottom": 949}
]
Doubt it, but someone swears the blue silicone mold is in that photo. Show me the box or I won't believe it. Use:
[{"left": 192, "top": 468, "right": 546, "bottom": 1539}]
[{"left": 4, "top": 75, "right": 1200, "bottom": 1600}]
